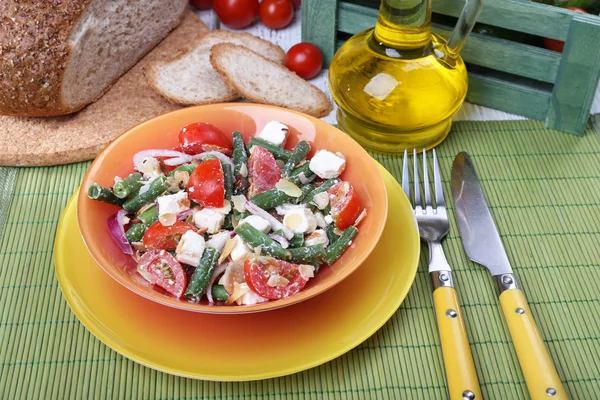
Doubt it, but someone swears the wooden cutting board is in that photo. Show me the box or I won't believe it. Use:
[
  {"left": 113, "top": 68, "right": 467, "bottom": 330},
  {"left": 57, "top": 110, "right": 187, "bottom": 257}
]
[{"left": 0, "top": 11, "right": 208, "bottom": 167}]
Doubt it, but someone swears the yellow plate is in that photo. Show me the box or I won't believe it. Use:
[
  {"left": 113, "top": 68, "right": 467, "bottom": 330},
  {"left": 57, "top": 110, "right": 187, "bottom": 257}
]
[{"left": 54, "top": 165, "right": 420, "bottom": 381}]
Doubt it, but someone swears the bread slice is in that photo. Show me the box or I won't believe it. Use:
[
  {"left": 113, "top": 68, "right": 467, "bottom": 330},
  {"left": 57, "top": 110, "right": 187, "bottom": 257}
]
[
  {"left": 210, "top": 44, "right": 333, "bottom": 118},
  {"left": 0, "top": 0, "right": 188, "bottom": 117},
  {"left": 0, "top": 11, "right": 208, "bottom": 167},
  {"left": 145, "top": 30, "right": 286, "bottom": 105}
]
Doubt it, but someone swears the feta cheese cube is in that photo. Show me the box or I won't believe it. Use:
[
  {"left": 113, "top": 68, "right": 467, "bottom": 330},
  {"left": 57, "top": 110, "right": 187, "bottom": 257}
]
[
  {"left": 275, "top": 203, "right": 306, "bottom": 216},
  {"left": 304, "top": 229, "right": 329, "bottom": 247},
  {"left": 230, "top": 236, "right": 253, "bottom": 262},
  {"left": 283, "top": 208, "right": 317, "bottom": 234},
  {"left": 194, "top": 208, "right": 225, "bottom": 234},
  {"left": 206, "top": 231, "right": 231, "bottom": 251},
  {"left": 309, "top": 150, "right": 346, "bottom": 179},
  {"left": 257, "top": 121, "right": 290, "bottom": 147},
  {"left": 138, "top": 157, "right": 162, "bottom": 179},
  {"left": 157, "top": 191, "right": 190, "bottom": 226},
  {"left": 239, "top": 215, "right": 271, "bottom": 234},
  {"left": 313, "top": 211, "right": 327, "bottom": 228},
  {"left": 324, "top": 215, "right": 334, "bottom": 225},
  {"left": 175, "top": 230, "right": 205, "bottom": 266}
]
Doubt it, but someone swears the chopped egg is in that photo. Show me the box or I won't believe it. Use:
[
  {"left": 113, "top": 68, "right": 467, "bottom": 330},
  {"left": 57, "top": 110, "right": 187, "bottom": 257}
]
[
  {"left": 194, "top": 208, "right": 225, "bottom": 234},
  {"left": 257, "top": 121, "right": 290, "bottom": 147},
  {"left": 311, "top": 191, "right": 329, "bottom": 210},
  {"left": 309, "top": 150, "right": 346, "bottom": 179},
  {"left": 230, "top": 236, "right": 253, "bottom": 262},
  {"left": 209, "top": 199, "right": 232, "bottom": 215},
  {"left": 239, "top": 215, "right": 271, "bottom": 234},
  {"left": 157, "top": 191, "right": 190, "bottom": 226},
  {"left": 206, "top": 231, "right": 231, "bottom": 251},
  {"left": 324, "top": 215, "right": 334, "bottom": 225},
  {"left": 304, "top": 229, "right": 329, "bottom": 247},
  {"left": 175, "top": 230, "right": 205, "bottom": 266},
  {"left": 267, "top": 275, "right": 290, "bottom": 287},
  {"left": 283, "top": 208, "right": 317, "bottom": 234},
  {"left": 231, "top": 194, "right": 247, "bottom": 212},
  {"left": 138, "top": 157, "right": 162, "bottom": 179},
  {"left": 299, "top": 264, "right": 315, "bottom": 280}
]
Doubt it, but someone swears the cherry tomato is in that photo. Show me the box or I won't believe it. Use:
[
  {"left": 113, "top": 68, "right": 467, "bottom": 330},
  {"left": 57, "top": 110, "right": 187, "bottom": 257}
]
[
  {"left": 290, "top": 0, "right": 301, "bottom": 9},
  {"left": 138, "top": 250, "right": 187, "bottom": 298},
  {"left": 178, "top": 123, "right": 232, "bottom": 156},
  {"left": 213, "top": 0, "right": 259, "bottom": 29},
  {"left": 190, "top": 0, "right": 213, "bottom": 9},
  {"left": 259, "top": 0, "right": 294, "bottom": 30},
  {"left": 187, "top": 158, "right": 225, "bottom": 207},
  {"left": 143, "top": 221, "right": 198, "bottom": 251},
  {"left": 248, "top": 146, "right": 281, "bottom": 198},
  {"left": 284, "top": 42, "right": 323, "bottom": 80},
  {"left": 244, "top": 257, "right": 308, "bottom": 300},
  {"left": 543, "top": 7, "right": 587, "bottom": 52},
  {"left": 328, "top": 181, "right": 361, "bottom": 230}
]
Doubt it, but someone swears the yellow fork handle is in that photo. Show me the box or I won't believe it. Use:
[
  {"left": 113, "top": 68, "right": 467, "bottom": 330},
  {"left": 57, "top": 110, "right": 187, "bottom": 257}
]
[
  {"left": 500, "top": 289, "right": 568, "bottom": 400},
  {"left": 433, "top": 286, "right": 482, "bottom": 400}
]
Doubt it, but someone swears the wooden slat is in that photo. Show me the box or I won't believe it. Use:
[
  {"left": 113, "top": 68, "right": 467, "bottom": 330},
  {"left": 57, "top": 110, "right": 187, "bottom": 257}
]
[
  {"left": 546, "top": 14, "right": 600, "bottom": 135},
  {"left": 432, "top": 0, "right": 574, "bottom": 41},
  {"left": 301, "top": 0, "right": 340, "bottom": 65}
]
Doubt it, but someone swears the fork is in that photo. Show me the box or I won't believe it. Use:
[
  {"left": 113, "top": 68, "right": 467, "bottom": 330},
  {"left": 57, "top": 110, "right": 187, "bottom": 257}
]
[{"left": 402, "top": 149, "right": 482, "bottom": 400}]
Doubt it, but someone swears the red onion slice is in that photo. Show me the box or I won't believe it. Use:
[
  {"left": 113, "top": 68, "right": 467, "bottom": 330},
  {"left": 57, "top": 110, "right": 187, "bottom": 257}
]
[
  {"left": 192, "top": 151, "right": 235, "bottom": 169},
  {"left": 133, "top": 149, "right": 192, "bottom": 171},
  {"left": 206, "top": 263, "right": 228, "bottom": 303},
  {"left": 268, "top": 233, "right": 289, "bottom": 248},
  {"left": 107, "top": 209, "right": 133, "bottom": 255},
  {"left": 245, "top": 201, "right": 294, "bottom": 240},
  {"left": 177, "top": 208, "right": 194, "bottom": 221}
]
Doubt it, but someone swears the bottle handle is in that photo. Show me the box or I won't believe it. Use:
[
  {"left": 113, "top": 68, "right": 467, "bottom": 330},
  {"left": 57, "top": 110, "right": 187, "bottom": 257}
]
[{"left": 447, "top": 0, "right": 484, "bottom": 57}]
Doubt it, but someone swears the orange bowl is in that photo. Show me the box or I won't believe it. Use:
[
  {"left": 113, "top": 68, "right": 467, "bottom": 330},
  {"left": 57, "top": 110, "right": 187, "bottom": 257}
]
[{"left": 78, "top": 104, "right": 388, "bottom": 314}]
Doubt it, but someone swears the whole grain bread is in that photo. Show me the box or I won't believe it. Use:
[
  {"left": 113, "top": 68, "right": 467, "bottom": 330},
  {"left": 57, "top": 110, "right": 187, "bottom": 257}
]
[
  {"left": 144, "top": 30, "right": 285, "bottom": 105},
  {"left": 209, "top": 43, "right": 333, "bottom": 118},
  {"left": 0, "top": 11, "right": 208, "bottom": 167},
  {"left": 0, "top": 0, "right": 187, "bottom": 117}
]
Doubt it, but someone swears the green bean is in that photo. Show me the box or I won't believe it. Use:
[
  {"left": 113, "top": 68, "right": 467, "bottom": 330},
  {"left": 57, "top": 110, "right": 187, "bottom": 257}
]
[
  {"left": 169, "top": 163, "right": 197, "bottom": 177},
  {"left": 138, "top": 205, "right": 158, "bottom": 225},
  {"left": 125, "top": 224, "right": 146, "bottom": 243},
  {"left": 122, "top": 176, "right": 168, "bottom": 212},
  {"left": 87, "top": 183, "right": 123, "bottom": 206},
  {"left": 222, "top": 214, "right": 233, "bottom": 230},
  {"left": 282, "top": 141, "right": 311, "bottom": 177},
  {"left": 325, "top": 224, "right": 339, "bottom": 244},
  {"left": 223, "top": 163, "right": 234, "bottom": 201},
  {"left": 289, "top": 163, "right": 315, "bottom": 184},
  {"left": 303, "top": 179, "right": 339, "bottom": 206},
  {"left": 113, "top": 173, "right": 143, "bottom": 199},
  {"left": 234, "top": 223, "right": 291, "bottom": 260},
  {"left": 211, "top": 284, "right": 229, "bottom": 302},
  {"left": 324, "top": 226, "right": 359, "bottom": 265},
  {"left": 185, "top": 247, "right": 219, "bottom": 299},
  {"left": 289, "top": 233, "right": 304, "bottom": 248},
  {"left": 289, "top": 244, "right": 326, "bottom": 264},
  {"left": 249, "top": 138, "right": 292, "bottom": 162},
  {"left": 249, "top": 189, "right": 291, "bottom": 209},
  {"left": 232, "top": 131, "right": 248, "bottom": 176},
  {"left": 295, "top": 183, "right": 315, "bottom": 204}
]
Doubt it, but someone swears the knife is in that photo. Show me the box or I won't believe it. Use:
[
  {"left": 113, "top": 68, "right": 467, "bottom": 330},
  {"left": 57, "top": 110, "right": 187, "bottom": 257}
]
[{"left": 451, "top": 152, "right": 567, "bottom": 400}]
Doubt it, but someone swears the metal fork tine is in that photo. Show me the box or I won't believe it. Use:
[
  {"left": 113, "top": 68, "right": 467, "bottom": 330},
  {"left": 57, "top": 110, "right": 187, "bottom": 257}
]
[
  {"left": 402, "top": 149, "right": 410, "bottom": 200},
  {"left": 433, "top": 148, "right": 445, "bottom": 207},
  {"left": 423, "top": 149, "right": 431, "bottom": 207},
  {"left": 413, "top": 149, "right": 421, "bottom": 207}
]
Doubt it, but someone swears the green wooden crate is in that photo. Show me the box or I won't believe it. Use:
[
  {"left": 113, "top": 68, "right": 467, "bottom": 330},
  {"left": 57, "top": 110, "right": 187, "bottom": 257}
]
[{"left": 302, "top": 0, "right": 600, "bottom": 135}]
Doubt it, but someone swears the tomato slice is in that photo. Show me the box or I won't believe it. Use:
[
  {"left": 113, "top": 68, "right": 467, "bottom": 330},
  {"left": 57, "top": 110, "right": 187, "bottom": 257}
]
[
  {"left": 178, "top": 123, "right": 233, "bottom": 156},
  {"left": 187, "top": 158, "right": 225, "bottom": 207},
  {"left": 138, "top": 249, "right": 187, "bottom": 298},
  {"left": 143, "top": 221, "right": 197, "bottom": 251},
  {"left": 244, "top": 257, "right": 308, "bottom": 300},
  {"left": 328, "top": 181, "right": 361, "bottom": 230},
  {"left": 248, "top": 146, "right": 281, "bottom": 198}
]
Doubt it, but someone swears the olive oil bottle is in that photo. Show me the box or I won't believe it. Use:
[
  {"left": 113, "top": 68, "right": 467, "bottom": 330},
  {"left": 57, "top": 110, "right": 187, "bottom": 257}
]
[{"left": 329, "top": 0, "right": 483, "bottom": 152}]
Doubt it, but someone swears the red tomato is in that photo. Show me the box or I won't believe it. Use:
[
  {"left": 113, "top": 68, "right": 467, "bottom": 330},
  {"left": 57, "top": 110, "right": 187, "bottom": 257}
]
[
  {"left": 543, "top": 7, "right": 587, "bottom": 52},
  {"left": 187, "top": 158, "right": 225, "bottom": 207},
  {"left": 178, "top": 123, "right": 232, "bottom": 156},
  {"left": 290, "top": 0, "right": 301, "bottom": 9},
  {"left": 248, "top": 146, "right": 281, "bottom": 197},
  {"left": 213, "top": 0, "right": 259, "bottom": 29},
  {"left": 143, "top": 221, "right": 198, "bottom": 251},
  {"left": 190, "top": 0, "right": 213, "bottom": 9},
  {"left": 259, "top": 0, "right": 294, "bottom": 30},
  {"left": 284, "top": 42, "right": 323, "bottom": 80},
  {"left": 138, "top": 250, "right": 187, "bottom": 298},
  {"left": 328, "top": 181, "right": 361, "bottom": 230},
  {"left": 244, "top": 257, "right": 308, "bottom": 300}
]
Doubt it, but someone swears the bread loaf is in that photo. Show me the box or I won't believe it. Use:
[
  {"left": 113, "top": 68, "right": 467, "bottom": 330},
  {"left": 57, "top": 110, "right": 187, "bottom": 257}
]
[{"left": 0, "top": 0, "right": 188, "bottom": 117}]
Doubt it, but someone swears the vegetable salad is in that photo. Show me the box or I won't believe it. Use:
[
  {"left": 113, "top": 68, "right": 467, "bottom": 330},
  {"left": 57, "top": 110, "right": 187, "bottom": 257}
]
[{"left": 88, "top": 121, "right": 366, "bottom": 305}]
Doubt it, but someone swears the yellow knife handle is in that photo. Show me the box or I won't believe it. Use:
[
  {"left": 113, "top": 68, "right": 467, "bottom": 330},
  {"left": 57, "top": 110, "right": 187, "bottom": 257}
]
[
  {"left": 499, "top": 288, "right": 568, "bottom": 400},
  {"left": 433, "top": 286, "right": 482, "bottom": 400}
]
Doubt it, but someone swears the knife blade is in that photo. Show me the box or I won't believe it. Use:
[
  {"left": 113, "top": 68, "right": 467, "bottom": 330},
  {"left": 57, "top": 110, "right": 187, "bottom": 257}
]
[{"left": 450, "top": 151, "right": 568, "bottom": 400}]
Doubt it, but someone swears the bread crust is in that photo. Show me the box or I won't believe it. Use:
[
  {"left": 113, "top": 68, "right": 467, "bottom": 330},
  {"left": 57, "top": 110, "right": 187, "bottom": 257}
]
[{"left": 0, "top": 0, "right": 186, "bottom": 117}]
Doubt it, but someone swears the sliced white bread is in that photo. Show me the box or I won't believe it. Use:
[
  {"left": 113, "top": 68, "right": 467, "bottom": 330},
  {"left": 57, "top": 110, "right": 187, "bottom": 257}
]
[
  {"left": 209, "top": 44, "right": 333, "bottom": 118},
  {"left": 145, "top": 30, "right": 286, "bottom": 105},
  {"left": 0, "top": 0, "right": 188, "bottom": 117}
]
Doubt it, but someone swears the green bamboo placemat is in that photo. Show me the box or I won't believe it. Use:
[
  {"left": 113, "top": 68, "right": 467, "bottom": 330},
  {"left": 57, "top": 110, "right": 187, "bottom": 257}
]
[{"left": 1, "top": 118, "right": 600, "bottom": 399}]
